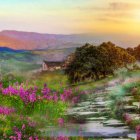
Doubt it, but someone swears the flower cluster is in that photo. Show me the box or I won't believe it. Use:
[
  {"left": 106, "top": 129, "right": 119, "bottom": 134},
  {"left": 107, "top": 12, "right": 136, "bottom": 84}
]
[
  {"left": 136, "top": 125, "right": 140, "bottom": 139},
  {"left": 9, "top": 122, "right": 39, "bottom": 140},
  {"left": 0, "top": 106, "right": 15, "bottom": 115},
  {"left": 123, "top": 113, "right": 132, "bottom": 124},
  {"left": 1, "top": 83, "right": 82, "bottom": 104},
  {"left": 56, "top": 136, "right": 69, "bottom": 140},
  {"left": 58, "top": 118, "right": 64, "bottom": 127}
]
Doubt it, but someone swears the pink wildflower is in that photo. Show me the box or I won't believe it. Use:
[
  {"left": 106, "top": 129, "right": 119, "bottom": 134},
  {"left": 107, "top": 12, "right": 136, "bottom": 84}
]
[
  {"left": 22, "top": 124, "right": 26, "bottom": 130},
  {"left": 136, "top": 125, "right": 140, "bottom": 140},
  {"left": 58, "top": 118, "right": 64, "bottom": 127}
]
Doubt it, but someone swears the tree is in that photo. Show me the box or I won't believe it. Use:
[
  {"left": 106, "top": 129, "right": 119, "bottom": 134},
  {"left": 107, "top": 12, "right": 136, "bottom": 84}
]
[
  {"left": 134, "top": 45, "right": 140, "bottom": 61},
  {"left": 65, "top": 42, "right": 136, "bottom": 83}
]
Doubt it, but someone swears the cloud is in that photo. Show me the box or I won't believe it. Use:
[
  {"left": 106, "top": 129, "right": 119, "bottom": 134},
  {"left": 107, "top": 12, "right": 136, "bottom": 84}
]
[
  {"left": 108, "top": 2, "right": 139, "bottom": 10},
  {"left": 76, "top": 1, "right": 139, "bottom": 23},
  {"left": 77, "top": 2, "right": 139, "bottom": 12}
]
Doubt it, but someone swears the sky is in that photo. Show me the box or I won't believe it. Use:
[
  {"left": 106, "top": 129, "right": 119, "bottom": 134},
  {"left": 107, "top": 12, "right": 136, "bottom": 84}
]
[{"left": 0, "top": 0, "right": 140, "bottom": 34}]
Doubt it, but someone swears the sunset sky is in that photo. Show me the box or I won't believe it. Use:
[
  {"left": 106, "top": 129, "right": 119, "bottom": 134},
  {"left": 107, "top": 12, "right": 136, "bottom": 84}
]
[{"left": 0, "top": 0, "right": 140, "bottom": 34}]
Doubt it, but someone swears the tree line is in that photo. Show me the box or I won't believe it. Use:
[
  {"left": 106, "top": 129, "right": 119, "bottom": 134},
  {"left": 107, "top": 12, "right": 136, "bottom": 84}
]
[
  {"left": 65, "top": 42, "right": 137, "bottom": 83},
  {"left": 126, "top": 45, "right": 140, "bottom": 61}
]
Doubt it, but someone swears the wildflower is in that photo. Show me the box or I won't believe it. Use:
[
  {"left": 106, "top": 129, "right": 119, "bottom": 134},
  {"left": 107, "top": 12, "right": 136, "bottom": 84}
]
[
  {"left": 9, "top": 136, "right": 17, "bottom": 140},
  {"left": 58, "top": 118, "right": 64, "bottom": 127},
  {"left": 29, "top": 136, "right": 34, "bottom": 140},
  {"left": 29, "top": 93, "right": 36, "bottom": 103},
  {"left": 28, "top": 121, "right": 36, "bottom": 127},
  {"left": 15, "top": 131, "right": 22, "bottom": 140},
  {"left": 123, "top": 113, "right": 132, "bottom": 124},
  {"left": 22, "top": 124, "right": 26, "bottom": 130},
  {"left": 60, "top": 94, "right": 66, "bottom": 102},
  {"left": 57, "top": 136, "right": 69, "bottom": 140},
  {"left": 35, "top": 136, "right": 39, "bottom": 140},
  {"left": 0, "top": 82, "right": 3, "bottom": 89},
  {"left": 136, "top": 125, "right": 140, "bottom": 140},
  {"left": 0, "top": 106, "right": 15, "bottom": 115},
  {"left": 72, "top": 96, "right": 79, "bottom": 104}
]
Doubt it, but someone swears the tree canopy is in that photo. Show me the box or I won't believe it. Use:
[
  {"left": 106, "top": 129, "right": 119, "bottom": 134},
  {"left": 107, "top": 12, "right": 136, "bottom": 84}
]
[
  {"left": 126, "top": 45, "right": 140, "bottom": 61},
  {"left": 65, "top": 42, "right": 136, "bottom": 83}
]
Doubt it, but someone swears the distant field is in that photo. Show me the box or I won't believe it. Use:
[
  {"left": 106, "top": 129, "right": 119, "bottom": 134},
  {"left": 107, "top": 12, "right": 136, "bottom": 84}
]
[
  {"left": 0, "top": 47, "right": 76, "bottom": 75},
  {"left": 32, "top": 47, "right": 76, "bottom": 61},
  {"left": 0, "top": 51, "right": 42, "bottom": 75}
]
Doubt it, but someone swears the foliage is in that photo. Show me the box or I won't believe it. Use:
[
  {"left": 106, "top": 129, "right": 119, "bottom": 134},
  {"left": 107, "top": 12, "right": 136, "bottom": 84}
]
[
  {"left": 65, "top": 42, "right": 136, "bottom": 83},
  {"left": 126, "top": 45, "right": 140, "bottom": 61},
  {"left": 0, "top": 77, "right": 83, "bottom": 139},
  {"left": 108, "top": 75, "right": 140, "bottom": 129}
]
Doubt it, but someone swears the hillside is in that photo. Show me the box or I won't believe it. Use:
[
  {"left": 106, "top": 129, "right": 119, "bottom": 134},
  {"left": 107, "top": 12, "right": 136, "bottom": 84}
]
[
  {"left": 0, "top": 47, "right": 75, "bottom": 74},
  {"left": 0, "top": 30, "right": 139, "bottom": 50},
  {"left": 0, "top": 30, "right": 81, "bottom": 50},
  {"left": 32, "top": 47, "right": 75, "bottom": 61}
]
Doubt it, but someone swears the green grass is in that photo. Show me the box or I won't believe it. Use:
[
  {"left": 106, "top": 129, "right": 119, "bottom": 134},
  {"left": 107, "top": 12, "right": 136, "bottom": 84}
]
[
  {"left": 34, "top": 70, "right": 68, "bottom": 91},
  {"left": 33, "top": 70, "right": 115, "bottom": 92},
  {"left": 107, "top": 70, "right": 140, "bottom": 128}
]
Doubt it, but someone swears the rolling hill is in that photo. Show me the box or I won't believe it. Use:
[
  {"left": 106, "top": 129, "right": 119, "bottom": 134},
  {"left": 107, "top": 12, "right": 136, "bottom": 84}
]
[
  {"left": 0, "top": 30, "right": 139, "bottom": 50},
  {"left": 0, "top": 30, "right": 81, "bottom": 50}
]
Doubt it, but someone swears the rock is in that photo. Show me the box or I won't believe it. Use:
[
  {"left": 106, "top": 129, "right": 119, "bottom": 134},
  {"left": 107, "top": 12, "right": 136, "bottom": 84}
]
[
  {"left": 128, "top": 133, "right": 136, "bottom": 139},
  {"left": 95, "top": 97, "right": 105, "bottom": 102},
  {"left": 126, "top": 113, "right": 139, "bottom": 118},
  {"left": 92, "top": 104, "right": 106, "bottom": 108},
  {"left": 80, "top": 121, "right": 129, "bottom": 138},
  {"left": 132, "top": 102, "right": 140, "bottom": 109},
  {"left": 76, "top": 111, "right": 99, "bottom": 118},
  {"left": 103, "top": 119, "right": 125, "bottom": 127},
  {"left": 77, "top": 101, "right": 91, "bottom": 107},
  {"left": 86, "top": 117, "right": 107, "bottom": 121},
  {"left": 103, "top": 138, "right": 131, "bottom": 140},
  {"left": 123, "top": 105, "right": 138, "bottom": 112},
  {"left": 123, "top": 96, "right": 134, "bottom": 102},
  {"left": 67, "top": 106, "right": 88, "bottom": 112},
  {"left": 98, "top": 108, "right": 111, "bottom": 113},
  {"left": 43, "top": 121, "right": 130, "bottom": 138}
]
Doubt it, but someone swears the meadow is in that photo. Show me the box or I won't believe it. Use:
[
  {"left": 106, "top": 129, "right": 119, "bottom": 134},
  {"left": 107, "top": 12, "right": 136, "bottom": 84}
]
[{"left": 0, "top": 51, "right": 140, "bottom": 139}]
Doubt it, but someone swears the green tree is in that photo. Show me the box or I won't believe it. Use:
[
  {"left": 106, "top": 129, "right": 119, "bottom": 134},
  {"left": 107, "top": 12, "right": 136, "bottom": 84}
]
[{"left": 65, "top": 42, "right": 136, "bottom": 83}]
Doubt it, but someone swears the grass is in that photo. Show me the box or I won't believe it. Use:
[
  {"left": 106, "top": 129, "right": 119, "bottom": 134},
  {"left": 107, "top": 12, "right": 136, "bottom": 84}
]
[
  {"left": 107, "top": 70, "right": 140, "bottom": 128},
  {"left": 0, "top": 67, "right": 140, "bottom": 139},
  {"left": 34, "top": 70, "right": 68, "bottom": 91},
  {"left": 33, "top": 70, "right": 115, "bottom": 92}
]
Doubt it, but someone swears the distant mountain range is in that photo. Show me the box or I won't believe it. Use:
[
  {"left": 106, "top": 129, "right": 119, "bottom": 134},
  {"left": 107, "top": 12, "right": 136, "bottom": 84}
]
[
  {"left": 0, "top": 30, "right": 82, "bottom": 50},
  {"left": 0, "top": 30, "right": 139, "bottom": 50},
  {"left": 0, "top": 47, "right": 26, "bottom": 53}
]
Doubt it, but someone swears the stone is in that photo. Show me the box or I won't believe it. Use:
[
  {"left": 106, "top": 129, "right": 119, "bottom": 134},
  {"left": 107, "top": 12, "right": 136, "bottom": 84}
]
[
  {"left": 80, "top": 121, "right": 129, "bottom": 138},
  {"left": 77, "top": 101, "right": 91, "bottom": 107},
  {"left": 43, "top": 121, "right": 130, "bottom": 138},
  {"left": 132, "top": 102, "right": 140, "bottom": 109},
  {"left": 92, "top": 104, "right": 106, "bottom": 108},
  {"left": 128, "top": 133, "right": 136, "bottom": 139},
  {"left": 95, "top": 97, "right": 105, "bottom": 102},
  {"left": 98, "top": 108, "right": 111, "bottom": 112},
  {"left": 123, "top": 105, "right": 138, "bottom": 112},
  {"left": 67, "top": 106, "right": 88, "bottom": 112},
  {"left": 103, "top": 119, "right": 125, "bottom": 127},
  {"left": 103, "top": 138, "right": 131, "bottom": 140},
  {"left": 86, "top": 116, "right": 107, "bottom": 121},
  {"left": 123, "top": 96, "right": 134, "bottom": 102},
  {"left": 75, "top": 111, "right": 99, "bottom": 119}
]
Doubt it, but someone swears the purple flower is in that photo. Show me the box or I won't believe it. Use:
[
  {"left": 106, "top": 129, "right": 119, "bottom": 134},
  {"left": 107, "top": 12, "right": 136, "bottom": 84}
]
[
  {"left": 136, "top": 125, "right": 140, "bottom": 139},
  {"left": 22, "top": 124, "right": 26, "bottom": 130},
  {"left": 29, "top": 93, "right": 36, "bottom": 103},
  {"left": 58, "top": 118, "right": 64, "bottom": 126},
  {"left": 0, "top": 106, "right": 15, "bottom": 115},
  {"left": 29, "top": 136, "right": 33, "bottom": 140}
]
